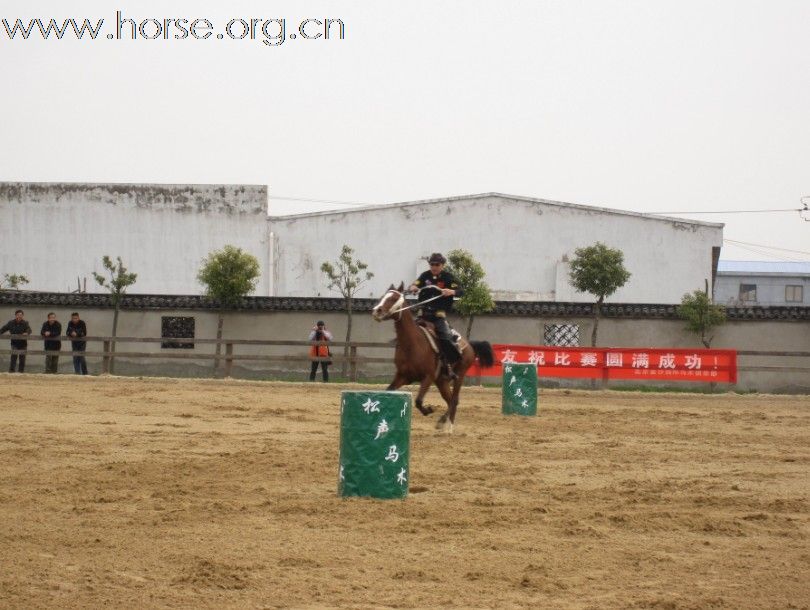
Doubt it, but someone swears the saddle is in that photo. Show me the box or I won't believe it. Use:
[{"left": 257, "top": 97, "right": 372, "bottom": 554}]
[{"left": 415, "top": 318, "right": 464, "bottom": 355}]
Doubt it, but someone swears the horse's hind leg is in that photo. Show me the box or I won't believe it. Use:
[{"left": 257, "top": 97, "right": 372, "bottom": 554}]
[
  {"left": 386, "top": 373, "right": 407, "bottom": 392},
  {"left": 414, "top": 378, "right": 434, "bottom": 416}
]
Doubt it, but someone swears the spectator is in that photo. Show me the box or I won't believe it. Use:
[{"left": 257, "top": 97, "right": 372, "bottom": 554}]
[
  {"left": 66, "top": 312, "right": 88, "bottom": 375},
  {"left": 1, "top": 309, "right": 32, "bottom": 373},
  {"left": 40, "top": 312, "right": 62, "bottom": 374},
  {"left": 308, "top": 320, "right": 332, "bottom": 382}
]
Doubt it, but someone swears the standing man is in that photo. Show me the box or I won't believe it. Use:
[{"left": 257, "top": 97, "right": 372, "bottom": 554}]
[
  {"left": 308, "top": 320, "right": 333, "bottom": 382},
  {"left": 1, "top": 309, "right": 32, "bottom": 373},
  {"left": 40, "top": 312, "right": 62, "bottom": 374},
  {"left": 66, "top": 312, "right": 88, "bottom": 375},
  {"left": 408, "top": 252, "right": 464, "bottom": 379}
]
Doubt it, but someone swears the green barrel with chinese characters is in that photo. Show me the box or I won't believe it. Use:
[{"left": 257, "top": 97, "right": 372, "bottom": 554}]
[
  {"left": 338, "top": 391, "right": 412, "bottom": 499},
  {"left": 502, "top": 363, "right": 538, "bottom": 416}
]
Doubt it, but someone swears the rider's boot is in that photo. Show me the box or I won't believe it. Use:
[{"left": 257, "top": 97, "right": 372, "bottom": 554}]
[
  {"left": 438, "top": 330, "right": 459, "bottom": 380},
  {"left": 441, "top": 348, "right": 458, "bottom": 380}
]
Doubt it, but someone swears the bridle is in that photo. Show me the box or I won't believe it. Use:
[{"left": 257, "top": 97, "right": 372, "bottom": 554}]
[{"left": 377, "top": 290, "right": 406, "bottom": 320}]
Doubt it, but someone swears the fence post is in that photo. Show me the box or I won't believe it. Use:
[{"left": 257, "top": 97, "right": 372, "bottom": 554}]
[
  {"left": 212, "top": 341, "right": 224, "bottom": 378},
  {"left": 349, "top": 345, "right": 358, "bottom": 382},
  {"left": 224, "top": 343, "right": 234, "bottom": 378},
  {"left": 102, "top": 340, "right": 111, "bottom": 375}
]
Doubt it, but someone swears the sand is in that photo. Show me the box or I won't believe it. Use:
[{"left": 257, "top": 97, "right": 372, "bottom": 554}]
[{"left": 0, "top": 374, "right": 808, "bottom": 609}]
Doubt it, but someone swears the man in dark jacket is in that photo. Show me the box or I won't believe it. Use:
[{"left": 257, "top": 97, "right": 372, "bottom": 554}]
[
  {"left": 1, "top": 309, "right": 32, "bottom": 372},
  {"left": 41, "top": 312, "right": 62, "bottom": 374},
  {"left": 408, "top": 252, "right": 464, "bottom": 379},
  {"left": 66, "top": 312, "right": 88, "bottom": 375}
]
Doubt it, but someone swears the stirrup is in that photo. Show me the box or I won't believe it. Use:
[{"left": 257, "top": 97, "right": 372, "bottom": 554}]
[{"left": 445, "top": 363, "right": 457, "bottom": 380}]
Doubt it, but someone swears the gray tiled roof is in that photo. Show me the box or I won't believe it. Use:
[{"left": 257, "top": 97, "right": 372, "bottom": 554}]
[{"left": 2, "top": 291, "right": 809, "bottom": 321}]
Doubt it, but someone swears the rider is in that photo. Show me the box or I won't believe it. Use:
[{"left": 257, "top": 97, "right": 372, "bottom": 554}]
[{"left": 408, "top": 252, "right": 464, "bottom": 380}]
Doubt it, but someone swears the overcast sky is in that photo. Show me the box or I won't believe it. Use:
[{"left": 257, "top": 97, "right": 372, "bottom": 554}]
[{"left": 2, "top": 1, "right": 808, "bottom": 261}]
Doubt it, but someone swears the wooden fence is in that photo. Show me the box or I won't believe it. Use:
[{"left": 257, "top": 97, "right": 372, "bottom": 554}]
[
  {"left": 0, "top": 335, "right": 392, "bottom": 381},
  {"left": 1, "top": 335, "right": 809, "bottom": 386}
]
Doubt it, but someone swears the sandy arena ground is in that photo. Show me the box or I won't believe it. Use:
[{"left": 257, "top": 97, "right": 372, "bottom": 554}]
[{"left": 0, "top": 374, "right": 808, "bottom": 609}]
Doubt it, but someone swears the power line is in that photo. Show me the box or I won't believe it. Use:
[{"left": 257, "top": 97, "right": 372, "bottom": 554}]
[
  {"left": 651, "top": 208, "right": 802, "bottom": 215},
  {"left": 725, "top": 242, "right": 803, "bottom": 261},
  {"left": 723, "top": 241, "right": 810, "bottom": 262},
  {"left": 723, "top": 239, "right": 810, "bottom": 257}
]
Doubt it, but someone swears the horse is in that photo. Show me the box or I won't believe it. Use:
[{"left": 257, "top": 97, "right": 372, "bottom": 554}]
[{"left": 371, "top": 282, "right": 495, "bottom": 433}]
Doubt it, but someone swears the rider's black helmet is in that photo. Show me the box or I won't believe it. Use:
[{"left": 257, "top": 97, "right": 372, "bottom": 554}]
[{"left": 428, "top": 252, "right": 446, "bottom": 264}]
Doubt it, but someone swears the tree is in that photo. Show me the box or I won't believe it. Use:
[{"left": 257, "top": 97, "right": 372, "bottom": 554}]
[
  {"left": 446, "top": 249, "right": 495, "bottom": 338},
  {"left": 0, "top": 273, "right": 29, "bottom": 291},
  {"left": 93, "top": 256, "right": 138, "bottom": 374},
  {"left": 679, "top": 283, "right": 726, "bottom": 348},
  {"left": 321, "top": 245, "right": 374, "bottom": 377},
  {"left": 197, "top": 245, "right": 261, "bottom": 376},
  {"left": 569, "top": 242, "right": 631, "bottom": 346}
]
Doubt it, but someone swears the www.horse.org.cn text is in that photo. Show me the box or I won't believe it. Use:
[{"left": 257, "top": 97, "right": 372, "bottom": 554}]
[{"left": 1, "top": 11, "right": 346, "bottom": 47}]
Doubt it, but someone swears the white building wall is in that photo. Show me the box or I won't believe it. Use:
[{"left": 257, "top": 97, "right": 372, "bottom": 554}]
[
  {"left": 268, "top": 194, "right": 724, "bottom": 304},
  {"left": 1, "top": 183, "right": 270, "bottom": 295}
]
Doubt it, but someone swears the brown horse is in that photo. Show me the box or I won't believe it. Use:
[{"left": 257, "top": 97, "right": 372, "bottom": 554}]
[{"left": 371, "top": 283, "right": 495, "bottom": 432}]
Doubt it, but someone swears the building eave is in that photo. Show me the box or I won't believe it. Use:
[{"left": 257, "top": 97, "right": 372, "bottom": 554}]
[
  {"left": 267, "top": 192, "right": 724, "bottom": 229},
  {"left": 3, "top": 291, "right": 807, "bottom": 321}
]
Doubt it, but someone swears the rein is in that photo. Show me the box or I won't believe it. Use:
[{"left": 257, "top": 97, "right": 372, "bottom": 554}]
[
  {"left": 382, "top": 290, "right": 445, "bottom": 320},
  {"left": 397, "top": 293, "right": 443, "bottom": 313}
]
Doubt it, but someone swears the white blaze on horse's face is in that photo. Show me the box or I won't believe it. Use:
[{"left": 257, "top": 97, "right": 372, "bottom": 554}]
[{"left": 372, "top": 290, "right": 405, "bottom": 321}]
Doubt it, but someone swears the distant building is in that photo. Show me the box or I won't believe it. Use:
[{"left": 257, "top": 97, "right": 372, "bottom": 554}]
[
  {"left": 269, "top": 193, "right": 723, "bottom": 304},
  {"left": 0, "top": 182, "right": 269, "bottom": 294},
  {"left": 2, "top": 184, "right": 724, "bottom": 304},
  {"left": 714, "top": 261, "right": 810, "bottom": 306}
]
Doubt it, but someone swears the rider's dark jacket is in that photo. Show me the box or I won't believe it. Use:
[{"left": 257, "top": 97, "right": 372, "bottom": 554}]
[{"left": 413, "top": 270, "right": 463, "bottom": 318}]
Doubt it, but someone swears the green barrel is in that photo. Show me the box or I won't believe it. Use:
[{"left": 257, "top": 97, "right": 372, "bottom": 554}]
[
  {"left": 338, "top": 391, "right": 412, "bottom": 499},
  {"left": 502, "top": 363, "right": 538, "bottom": 416}
]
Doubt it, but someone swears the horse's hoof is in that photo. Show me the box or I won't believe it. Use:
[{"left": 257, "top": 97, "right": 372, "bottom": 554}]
[
  {"left": 435, "top": 418, "right": 454, "bottom": 434},
  {"left": 424, "top": 406, "right": 434, "bottom": 415}
]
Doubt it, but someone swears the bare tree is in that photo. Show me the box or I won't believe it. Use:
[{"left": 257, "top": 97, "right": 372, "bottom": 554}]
[
  {"left": 92, "top": 256, "right": 137, "bottom": 374},
  {"left": 321, "top": 245, "right": 373, "bottom": 377}
]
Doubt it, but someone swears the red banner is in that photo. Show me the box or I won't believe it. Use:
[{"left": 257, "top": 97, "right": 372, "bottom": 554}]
[{"left": 472, "top": 345, "right": 737, "bottom": 383}]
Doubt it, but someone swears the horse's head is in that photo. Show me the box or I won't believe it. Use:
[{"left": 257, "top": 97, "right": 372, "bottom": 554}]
[{"left": 372, "top": 282, "right": 406, "bottom": 321}]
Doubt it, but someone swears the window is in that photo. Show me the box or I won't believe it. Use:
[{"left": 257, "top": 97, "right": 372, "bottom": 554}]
[
  {"left": 544, "top": 323, "right": 579, "bottom": 347},
  {"left": 785, "top": 285, "right": 804, "bottom": 303},
  {"left": 161, "top": 316, "right": 195, "bottom": 349},
  {"left": 739, "top": 284, "right": 757, "bottom": 303}
]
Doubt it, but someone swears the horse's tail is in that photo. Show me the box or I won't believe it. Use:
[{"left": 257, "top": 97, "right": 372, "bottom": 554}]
[{"left": 470, "top": 341, "right": 494, "bottom": 368}]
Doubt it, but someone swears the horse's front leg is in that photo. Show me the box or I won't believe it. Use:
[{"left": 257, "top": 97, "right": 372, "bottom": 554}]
[
  {"left": 434, "top": 377, "right": 458, "bottom": 433},
  {"left": 414, "top": 378, "right": 434, "bottom": 416},
  {"left": 447, "top": 374, "right": 465, "bottom": 425}
]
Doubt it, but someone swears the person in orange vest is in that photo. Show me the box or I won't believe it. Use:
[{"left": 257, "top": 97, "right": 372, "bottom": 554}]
[{"left": 308, "top": 320, "right": 333, "bottom": 382}]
